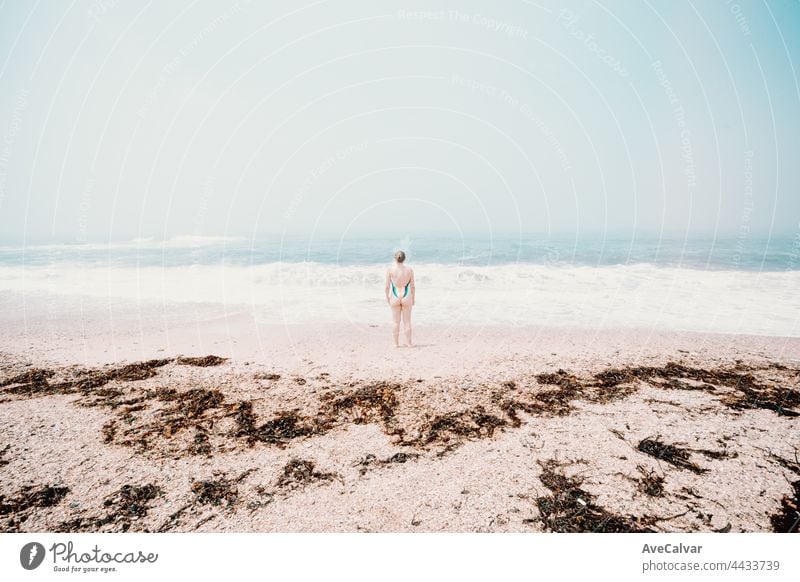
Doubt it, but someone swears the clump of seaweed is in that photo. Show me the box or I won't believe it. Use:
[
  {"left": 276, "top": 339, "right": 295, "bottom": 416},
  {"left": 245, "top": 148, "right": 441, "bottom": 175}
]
[
  {"left": 535, "top": 361, "right": 799, "bottom": 417},
  {"left": 637, "top": 437, "right": 707, "bottom": 474},
  {"left": 324, "top": 382, "right": 400, "bottom": 425},
  {"left": 100, "top": 387, "right": 226, "bottom": 455},
  {"left": 0, "top": 484, "right": 70, "bottom": 515},
  {"left": 101, "top": 421, "right": 117, "bottom": 444},
  {"left": 1, "top": 359, "right": 173, "bottom": 400},
  {"left": 155, "top": 388, "right": 224, "bottom": 438},
  {"left": 230, "top": 382, "right": 404, "bottom": 449},
  {"left": 58, "top": 484, "right": 163, "bottom": 532},
  {"left": 0, "top": 444, "right": 10, "bottom": 467},
  {"left": 73, "top": 359, "right": 174, "bottom": 390},
  {"left": 232, "top": 402, "right": 319, "bottom": 446},
  {"left": 636, "top": 465, "right": 665, "bottom": 497},
  {"left": 176, "top": 355, "right": 227, "bottom": 367},
  {"left": 767, "top": 448, "right": 800, "bottom": 533},
  {"left": 533, "top": 366, "right": 636, "bottom": 412},
  {"left": 0, "top": 367, "right": 68, "bottom": 397},
  {"left": 276, "top": 459, "right": 338, "bottom": 491},
  {"left": 191, "top": 477, "right": 239, "bottom": 507},
  {"left": 593, "top": 366, "right": 659, "bottom": 388},
  {"left": 536, "top": 369, "right": 582, "bottom": 390},
  {"left": 189, "top": 430, "right": 212, "bottom": 456},
  {"left": 497, "top": 398, "right": 550, "bottom": 426},
  {"left": 770, "top": 481, "right": 800, "bottom": 533},
  {"left": 156, "top": 471, "right": 252, "bottom": 532},
  {"left": 105, "top": 484, "right": 161, "bottom": 520},
  {"left": 0, "top": 484, "right": 70, "bottom": 532},
  {"left": 255, "top": 373, "right": 281, "bottom": 381},
  {"left": 415, "top": 406, "right": 507, "bottom": 447},
  {"left": 354, "top": 452, "right": 420, "bottom": 475},
  {"left": 0, "top": 368, "right": 55, "bottom": 388},
  {"left": 533, "top": 460, "right": 656, "bottom": 533}
]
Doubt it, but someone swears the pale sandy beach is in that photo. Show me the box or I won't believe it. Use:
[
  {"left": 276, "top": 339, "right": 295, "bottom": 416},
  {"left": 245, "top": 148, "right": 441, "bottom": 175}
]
[{"left": 1, "top": 295, "right": 799, "bottom": 533}]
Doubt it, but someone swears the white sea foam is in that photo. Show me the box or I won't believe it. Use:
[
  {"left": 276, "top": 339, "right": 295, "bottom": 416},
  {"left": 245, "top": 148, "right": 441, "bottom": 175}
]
[
  {"left": 0, "top": 235, "right": 245, "bottom": 252},
  {"left": 1, "top": 262, "right": 797, "bottom": 336}
]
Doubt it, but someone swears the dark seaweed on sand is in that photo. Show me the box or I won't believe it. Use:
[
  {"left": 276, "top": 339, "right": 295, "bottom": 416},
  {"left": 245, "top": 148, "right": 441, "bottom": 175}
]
[
  {"left": 73, "top": 359, "right": 173, "bottom": 389},
  {"left": 155, "top": 387, "right": 224, "bottom": 438},
  {"left": 192, "top": 478, "right": 239, "bottom": 507},
  {"left": 354, "top": 452, "right": 420, "bottom": 475},
  {"left": 326, "top": 382, "right": 400, "bottom": 425},
  {"left": 98, "top": 387, "right": 226, "bottom": 454},
  {"left": 0, "top": 484, "right": 69, "bottom": 515},
  {"left": 768, "top": 449, "right": 800, "bottom": 533},
  {"left": 55, "top": 484, "right": 162, "bottom": 533},
  {"left": 189, "top": 470, "right": 254, "bottom": 508},
  {"left": 232, "top": 402, "right": 318, "bottom": 446},
  {"left": 276, "top": 459, "right": 338, "bottom": 490},
  {"left": 176, "top": 355, "right": 227, "bottom": 367},
  {"left": 636, "top": 466, "right": 665, "bottom": 497},
  {"left": 0, "top": 359, "right": 172, "bottom": 398},
  {"left": 533, "top": 361, "right": 799, "bottom": 417},
  {"left": 771, "top": 481, "right": 800, "bottom": 533},
  {"left": 232, "top": 382, "right": 404, "bottom": 448},
  {"left": 415, "top": 406, "right": 507, "bottom": 446},
  {"left": 0, "top": 368, "right": 54, "bottom": 388},
  {"left": 533, "top": 460, "right": 655, "bottom": 533},
  {"left": 637, "top": 437, "right": 708, "bottom": 474},
  {"left": 1, "top": 484, "right": 69, "bottom": 532}
]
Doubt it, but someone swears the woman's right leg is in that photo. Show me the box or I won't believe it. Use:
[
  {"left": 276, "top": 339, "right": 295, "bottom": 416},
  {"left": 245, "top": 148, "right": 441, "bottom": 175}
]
[
  {"left": 390, "top": 303, "right": 402, "bottom": 347},
  {"left": 401, "top": 303, "right": 412, "bottom": 346}
]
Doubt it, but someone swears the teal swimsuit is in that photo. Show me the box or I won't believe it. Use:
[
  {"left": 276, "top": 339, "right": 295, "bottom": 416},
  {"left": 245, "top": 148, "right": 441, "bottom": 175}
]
[{"left": 390, "top": 279, "right": 410, "bottom": 298}]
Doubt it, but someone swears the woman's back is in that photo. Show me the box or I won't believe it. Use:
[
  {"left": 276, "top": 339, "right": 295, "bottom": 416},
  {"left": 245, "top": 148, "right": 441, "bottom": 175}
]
[{"left": 388, "top": 263, "right": 412, "bottom": 286}]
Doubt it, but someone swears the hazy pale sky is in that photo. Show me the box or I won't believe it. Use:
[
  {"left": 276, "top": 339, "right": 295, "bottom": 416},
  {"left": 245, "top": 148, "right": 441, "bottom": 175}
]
[{"left": 0, "top": 0, "right": 798, "bottom": 243}]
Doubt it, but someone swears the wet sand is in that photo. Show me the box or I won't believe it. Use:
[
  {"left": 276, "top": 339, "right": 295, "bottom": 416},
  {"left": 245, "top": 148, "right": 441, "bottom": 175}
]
[{"left": 1, "top": 300, "right": 799, "bottom": 533}]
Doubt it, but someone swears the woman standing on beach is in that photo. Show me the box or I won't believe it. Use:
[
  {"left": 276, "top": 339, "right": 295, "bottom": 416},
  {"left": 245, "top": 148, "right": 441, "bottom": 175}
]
[{"left": 385, "top": 250, "right": 415, "bottom": 347}]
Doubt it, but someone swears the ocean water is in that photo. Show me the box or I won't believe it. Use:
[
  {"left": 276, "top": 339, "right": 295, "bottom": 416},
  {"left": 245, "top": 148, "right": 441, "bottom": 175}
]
[{"left": 1, "top": 235, "right": 798, "bottom": 336}]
